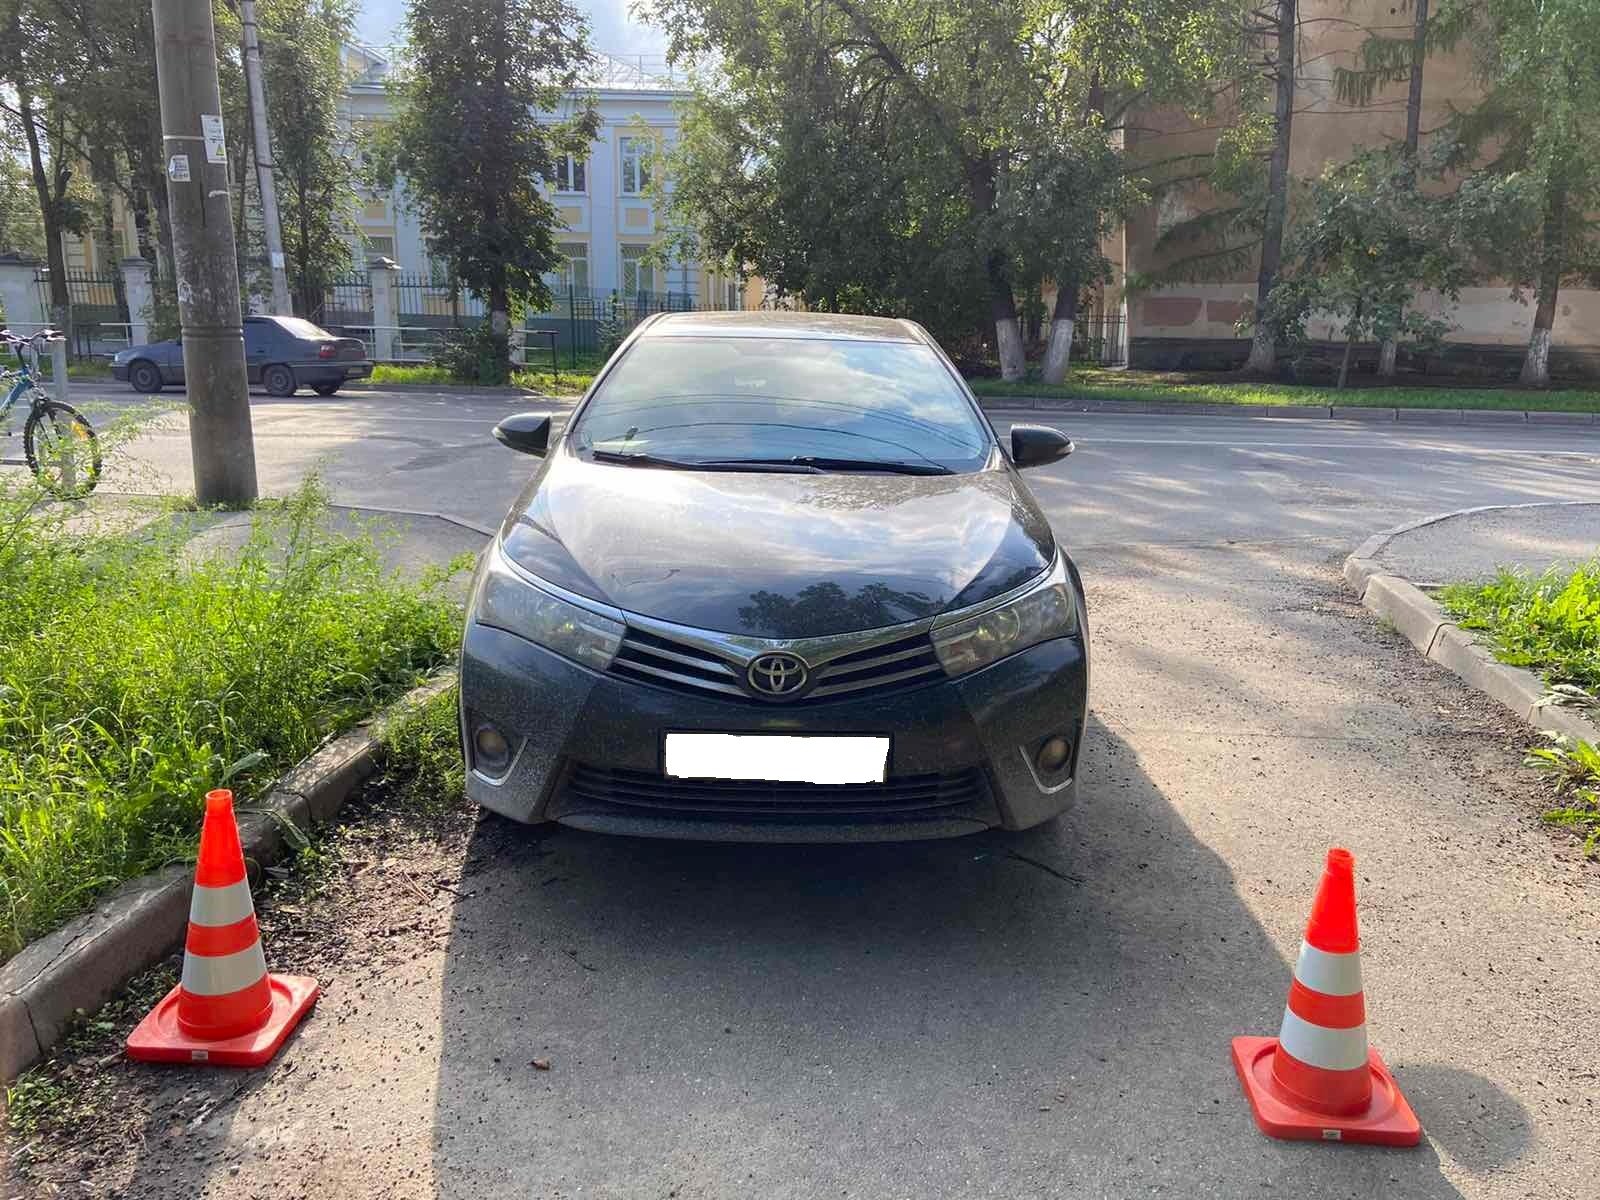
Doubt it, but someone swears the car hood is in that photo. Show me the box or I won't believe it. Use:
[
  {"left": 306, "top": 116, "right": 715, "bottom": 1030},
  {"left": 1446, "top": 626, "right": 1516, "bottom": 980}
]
[{"left": 497, "top": 447, "right": 1056, "bottom": 639}]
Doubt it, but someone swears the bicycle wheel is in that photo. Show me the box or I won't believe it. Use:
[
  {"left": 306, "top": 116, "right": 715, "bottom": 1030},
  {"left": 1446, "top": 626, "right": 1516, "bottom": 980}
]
[{"left": 24, "top": 399, "right": 101, "bottom": 499}]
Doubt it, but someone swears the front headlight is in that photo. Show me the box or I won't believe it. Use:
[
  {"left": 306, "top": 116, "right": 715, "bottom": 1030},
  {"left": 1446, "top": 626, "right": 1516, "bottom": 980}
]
[
  {"left": 473, "top": 544, "right": 624, "bottom": 670},
  {"left": 931, "top": 556, "right": 1078, "bottom": 677}
]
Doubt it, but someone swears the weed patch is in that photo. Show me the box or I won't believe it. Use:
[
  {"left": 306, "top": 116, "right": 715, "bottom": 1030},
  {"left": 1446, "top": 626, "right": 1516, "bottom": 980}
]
[
  {"left": 0, "top": 471, "right": 463, "bottom": 959},
  {"left": 1439, "top": 563, "right": 1600, "bottom": 693},
  {"left": 1526, "top": 736, "right": 1600, "bottom": 853},
  {"left": 378, "top": 684, "right": 465, "bottom": 814}
]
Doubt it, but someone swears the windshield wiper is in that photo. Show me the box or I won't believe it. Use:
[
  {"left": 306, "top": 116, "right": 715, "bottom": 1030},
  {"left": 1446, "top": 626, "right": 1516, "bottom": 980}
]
[
  {"left": 717, "top": 455, "right": 955, "bottom": 476},
  {"left": 587, "top": 449, "right": 822, "bottom": 473}
]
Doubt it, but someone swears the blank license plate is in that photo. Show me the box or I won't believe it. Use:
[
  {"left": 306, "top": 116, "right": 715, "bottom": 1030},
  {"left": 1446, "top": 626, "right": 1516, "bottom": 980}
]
[{"left": 664, "top": 733, "right": 889, "bottom": 785}]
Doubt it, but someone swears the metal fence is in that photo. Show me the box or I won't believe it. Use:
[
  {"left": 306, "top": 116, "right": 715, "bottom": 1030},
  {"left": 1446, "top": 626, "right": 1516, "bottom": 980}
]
[
  {"left": 316, "top": 275, "right": 373, "bottom": 328},
  {"left": 33, "top": 267, "right": 134, "bottom": 358},
  {"left": 1068, "top": 312, "right": 1127, "bottom": 367}
]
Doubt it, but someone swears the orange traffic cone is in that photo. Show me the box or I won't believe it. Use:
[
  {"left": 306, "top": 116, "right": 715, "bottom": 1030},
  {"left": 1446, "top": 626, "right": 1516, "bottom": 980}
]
[
  {"left": 1231, "top": 847, "right": 1421, "bottom": 1145},
  {"left": 127, "top": 789, "right": 319, "bottom": 1066}
]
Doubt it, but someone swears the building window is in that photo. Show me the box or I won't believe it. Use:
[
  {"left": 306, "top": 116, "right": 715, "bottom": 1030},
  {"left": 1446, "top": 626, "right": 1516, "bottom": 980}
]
[
  {"left": 555, "top": 242, "right": 589, "bottom": 293},
  {"left": 620, "top": 243, "right": 655, "bottom": 296},
  {"left": 619, "top": 137, "right": 652, "bottom": 195},
  {"left": 553, "top": 154, "right": 586, "bottom": 194},
  {"left": 363, "top": 233, "right": 396, "bottom": 259}
]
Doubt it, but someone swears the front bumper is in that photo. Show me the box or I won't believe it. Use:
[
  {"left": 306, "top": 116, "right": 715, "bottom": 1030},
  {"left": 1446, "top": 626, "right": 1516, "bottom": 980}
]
[
  {"left": 460, "top": 621, "right": 1089, "bottom": 842},
  {"left": 111, "top": 362, "right": 130, "bottom": 381}
]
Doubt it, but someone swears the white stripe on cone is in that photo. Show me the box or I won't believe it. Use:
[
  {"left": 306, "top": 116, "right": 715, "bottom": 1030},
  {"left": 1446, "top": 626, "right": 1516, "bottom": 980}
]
[
  {"left": 1277, "top": 1007, "right": 1370, "bottom": 1072},
  {"left": 189, "top": 878, "right": 256, "bottom": 928},
  {"left": 181, "top": 941, "right": 268, "bottom": 997},
  {"left": 1293, "top": 941, "right": 1363, "bottom": 996}
]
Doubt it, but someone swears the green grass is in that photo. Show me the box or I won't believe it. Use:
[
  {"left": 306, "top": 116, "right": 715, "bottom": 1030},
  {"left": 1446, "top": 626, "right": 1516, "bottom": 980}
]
[
  {"left": 1526, "top": 736, "right": 1600, "bottom": 854},
  {"left": 0, "top": 471, "right": 464, "bottom": 960},
  {"left": 1440, "top": 564, "right": 1600, "bottom": 854},
  {"left": 1439, "top": 563, "right": 1600, "bottom": 693},
  {"left": 368, "top": 355, "right": 600, "bottom": 397},
  {"left": 378, "top": 683, "right": 465, "bottom": 814},
  {"left": 967, "top": 367, "right": 1600, "bottom": 413}
]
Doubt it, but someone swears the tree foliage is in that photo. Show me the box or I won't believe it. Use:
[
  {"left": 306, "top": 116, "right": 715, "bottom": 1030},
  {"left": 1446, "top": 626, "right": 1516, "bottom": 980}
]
[
  {"left": 642, "top": 0, "right": 1237, "bottom": 377},
  {"left": 1431, "top": 0, "right": 1600, "bottom": 383},
  {"left": 260, "top": 0, "right": 359, "bottom": 317},
  {"left": 372, "top": 0, "right": 599, "bottom": 374}
]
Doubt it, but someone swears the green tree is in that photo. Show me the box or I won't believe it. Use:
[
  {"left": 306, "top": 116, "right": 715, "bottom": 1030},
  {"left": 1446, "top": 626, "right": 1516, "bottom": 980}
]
[
  {"left": 645, "top": 0, "right": 1234, "bottom": 380},
  {"left": 0, "top": 125, "right": 46, "bottom": 256},
  {"left": 1266, "top": 149, "right": 1480, "bottom": 387},
  {"left": 259, "top": 0, "right": 358, "bottom": 317},
  {"left": 1335, "top": 0, "right": 1434, "bottom": 377},
  {"left": 1433, "top": 0, "right": 1600, "bottom": 386},
  {"left": 373, "top": 0, "right": 598, "bottom": 378}
]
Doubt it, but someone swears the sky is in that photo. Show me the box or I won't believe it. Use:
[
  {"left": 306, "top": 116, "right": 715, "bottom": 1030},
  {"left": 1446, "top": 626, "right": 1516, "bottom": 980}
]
[{"left": 353, "top": 0, "right": 669, "bottom": 58}]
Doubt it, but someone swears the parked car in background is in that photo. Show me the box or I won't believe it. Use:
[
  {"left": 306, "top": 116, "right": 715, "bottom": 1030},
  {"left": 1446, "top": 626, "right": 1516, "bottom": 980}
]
[
  {"left": 111, "top": 315, "right": 371, "bottom": 397},
  {"left": 460, "top": 310, "right": 1089, "bottom": 843}
]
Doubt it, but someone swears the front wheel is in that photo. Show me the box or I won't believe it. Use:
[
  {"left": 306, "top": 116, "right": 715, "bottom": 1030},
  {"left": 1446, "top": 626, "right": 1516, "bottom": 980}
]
[
  {"left": 24, "top": 400, "right": 101, "bottom": 499},
  {"left": 127, "top": 360, "right": 163, "bottom": 393},
  {"left": 262, "top": 364, "right": 296, "bottom": 397}
]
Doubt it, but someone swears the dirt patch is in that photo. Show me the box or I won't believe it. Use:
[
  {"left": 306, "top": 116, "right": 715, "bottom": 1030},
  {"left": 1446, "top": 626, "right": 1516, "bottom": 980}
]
[{"left": 1, "top": 780, "right": 502, "bottom": 1199}]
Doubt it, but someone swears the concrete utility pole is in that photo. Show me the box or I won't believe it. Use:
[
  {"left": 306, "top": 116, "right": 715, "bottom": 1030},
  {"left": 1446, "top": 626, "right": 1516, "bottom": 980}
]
[
  {"left": 240, "top": 0, "right": 292, "bottom": 315},
  {"left": 152, "top": 0, "right": 259, "bottom": 506}
]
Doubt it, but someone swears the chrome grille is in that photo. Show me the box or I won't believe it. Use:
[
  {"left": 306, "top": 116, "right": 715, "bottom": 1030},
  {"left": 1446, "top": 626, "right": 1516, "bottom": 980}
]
[{"left": 608, "top": 624, "right": 945, "bottom": 704}]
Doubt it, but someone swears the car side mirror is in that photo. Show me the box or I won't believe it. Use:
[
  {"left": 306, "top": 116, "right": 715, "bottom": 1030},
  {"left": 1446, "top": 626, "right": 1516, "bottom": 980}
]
[
  {"left": 493, "top": 412, "right": 553, "bottom": 457},
  {"left": 1009, "top": 424, "right": 1074, "bottom": 469}
]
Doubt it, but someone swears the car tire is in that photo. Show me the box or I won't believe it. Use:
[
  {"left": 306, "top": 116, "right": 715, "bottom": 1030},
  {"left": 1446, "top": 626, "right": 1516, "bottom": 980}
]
[
  {"left": 128, "top": 360, "right": 162, "bottom": 393},
  {"left": 263, "top": 364, "right": 296, "bottom": 397},
  {"left": 311, "top": 382, "right": 340, "bottom": 396}
]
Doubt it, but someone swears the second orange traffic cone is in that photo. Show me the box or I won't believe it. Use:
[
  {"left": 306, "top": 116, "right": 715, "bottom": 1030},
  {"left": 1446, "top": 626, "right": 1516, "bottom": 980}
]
[
  {"left": 127, "top": 789, "right": 319, "bottom": 1067},
  {"left": 1231, "top": 848, "right": 1421, "bottom": 1145}
]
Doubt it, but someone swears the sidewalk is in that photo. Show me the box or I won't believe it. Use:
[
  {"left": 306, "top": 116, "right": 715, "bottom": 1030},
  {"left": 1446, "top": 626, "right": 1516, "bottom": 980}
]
[{"left": 1355, "top": 501, "right": 1600, "bottom": 588}]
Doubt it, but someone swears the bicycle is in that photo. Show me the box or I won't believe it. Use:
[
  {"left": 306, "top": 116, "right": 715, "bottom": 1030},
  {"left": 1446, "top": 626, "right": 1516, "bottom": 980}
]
[{"left": 0, "top": 328, "right": 101, "bottom": 498}]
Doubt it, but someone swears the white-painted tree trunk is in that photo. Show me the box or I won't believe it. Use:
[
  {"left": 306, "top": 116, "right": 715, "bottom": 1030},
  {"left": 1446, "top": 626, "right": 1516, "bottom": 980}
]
[
  {"left": 1244, "top": 324, "right": 1276, "bottom": 374},
  {"left": 1040, "top": 316, "right": 1074, "bottom": 385},
  {"left": 1519, "top": 327, "right": 1552, "bottom": 387},
  {"left": 996, "top": 317, "right": 1026, "bottom": 381}
]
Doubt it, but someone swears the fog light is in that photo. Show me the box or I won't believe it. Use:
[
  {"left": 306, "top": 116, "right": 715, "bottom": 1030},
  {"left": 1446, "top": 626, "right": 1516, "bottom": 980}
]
[
  {"left": 1035, "top": 736, "right": 1072, "bottom": 774},
  {"left": 473, "top": 723, "right": 511, "bottom": 771}
]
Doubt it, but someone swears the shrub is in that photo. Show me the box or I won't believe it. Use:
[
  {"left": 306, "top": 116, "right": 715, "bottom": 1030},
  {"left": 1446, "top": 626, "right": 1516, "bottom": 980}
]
[
  {"left": 0, "top": 473, "right": 463, "bottom": 958},
  {"left": 431, "top": 322, "right": 512, "bottom": 385}
]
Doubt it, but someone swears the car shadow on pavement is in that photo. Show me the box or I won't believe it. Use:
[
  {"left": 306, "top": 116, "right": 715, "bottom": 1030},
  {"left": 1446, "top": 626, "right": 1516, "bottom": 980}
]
[{"left": 424, "top": 716, "right": 1496, "bottom": 1199}]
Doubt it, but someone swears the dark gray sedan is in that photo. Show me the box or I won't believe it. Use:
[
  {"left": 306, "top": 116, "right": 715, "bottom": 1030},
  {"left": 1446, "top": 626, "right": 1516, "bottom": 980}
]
[
  {"left": 111, "top": 315, "right": 371, "bottom": 396},
  {"left": 460, "top": 310, "right": 1090, "bottom": 842}
]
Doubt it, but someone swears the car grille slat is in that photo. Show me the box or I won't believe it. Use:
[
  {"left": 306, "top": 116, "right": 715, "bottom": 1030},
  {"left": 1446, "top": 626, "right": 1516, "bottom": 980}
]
[
  {"left": 610, "top": 658, "right": 748, "bottom": 697},
  {"left": 562, "top": 765, "right": 990, "bottom": 822},
  {"left": 809, "top": 661, "right": 944, "bottom": 698},
  {"left": 608, "top": 625, "right": 946, "bottom": 703}
]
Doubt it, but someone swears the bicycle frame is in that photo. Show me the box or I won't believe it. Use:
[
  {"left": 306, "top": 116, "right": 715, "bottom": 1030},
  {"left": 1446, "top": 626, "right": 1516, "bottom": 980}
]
[{"left": 0, "top": 342, "right": 45, "bottom": 421}]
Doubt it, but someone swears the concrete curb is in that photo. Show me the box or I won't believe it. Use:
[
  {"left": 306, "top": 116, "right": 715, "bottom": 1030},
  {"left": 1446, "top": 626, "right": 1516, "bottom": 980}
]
[
  {"left": 1345, "top": 501, "right": 1599, "bottom": 590},
  {"left": 975, "top": 392, "right": 1600, "bottom": 424},
  {"left": 1343, "top": 549, "right": 1600, "bottom": 747},
  {"left": 0, "top": 671, "right": 458, "bottom": 1082}
]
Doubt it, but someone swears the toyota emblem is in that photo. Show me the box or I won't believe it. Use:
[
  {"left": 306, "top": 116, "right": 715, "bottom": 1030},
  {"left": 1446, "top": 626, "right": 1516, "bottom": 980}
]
[{"left": 747, "top": 652, "right": 809, "bottom": 697}]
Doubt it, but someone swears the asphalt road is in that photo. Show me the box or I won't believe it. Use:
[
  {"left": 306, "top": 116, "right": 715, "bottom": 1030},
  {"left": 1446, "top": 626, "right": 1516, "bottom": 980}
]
[{"left": 15, "top": 383, "right": 1600, "bottom": 1198}]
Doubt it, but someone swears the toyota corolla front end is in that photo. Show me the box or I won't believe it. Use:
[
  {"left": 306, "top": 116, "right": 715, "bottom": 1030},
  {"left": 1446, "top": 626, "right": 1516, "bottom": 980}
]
[{"left": 459, "top": 311, "right": 1089, "bottom": 842}]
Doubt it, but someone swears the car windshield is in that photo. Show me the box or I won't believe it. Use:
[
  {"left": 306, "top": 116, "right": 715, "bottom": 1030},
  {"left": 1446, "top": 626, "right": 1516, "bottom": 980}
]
[
  {"left": 274, "top": 316, "right": 333, "bottom": 340},
  {"left": 570, "top": 336, "right": 992, "bottom": 473}
]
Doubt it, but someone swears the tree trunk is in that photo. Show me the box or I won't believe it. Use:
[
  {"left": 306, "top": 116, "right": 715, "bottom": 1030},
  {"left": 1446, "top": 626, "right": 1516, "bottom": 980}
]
[
  {"left": 1378, "top": 0, "right": 1429, "bottom": 379},
  {"left": 132, "top": 185, "right": 155, "bottom": 263},
  {"left": 991, "top": 274, "right": 1025, "bottom": 382},
  {"left": 1041, "top": 281, "right": 1079, "bottom": 385},
  {"left": 1245, "top": 0, "right": 1297, "bottom": 376},
  {"left": 1337, "top": 305, "right": 1361, "bottom": 389},
  {"left": 1519, "top": 181, "right": 1564, "bottom": 387},
  {"left": 98, "top": 177, "right": 131, "bottom": 324},
  {"left": 17, "top": 90, "right": 70, "bottom": 336}
]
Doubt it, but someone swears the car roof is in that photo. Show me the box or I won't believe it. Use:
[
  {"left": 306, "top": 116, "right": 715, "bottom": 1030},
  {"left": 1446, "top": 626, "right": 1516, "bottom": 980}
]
[{"left": 639, "top": 311, "right": 922, "bottom": 342}]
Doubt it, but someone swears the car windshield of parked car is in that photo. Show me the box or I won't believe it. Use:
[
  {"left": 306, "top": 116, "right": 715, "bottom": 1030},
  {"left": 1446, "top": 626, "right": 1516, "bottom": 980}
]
[
  {"left": 570, "top": 336, "right": 992, "bottom": 473},
  {"left": 274, "top": 317, "right": 333, "bottom": 340}
]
